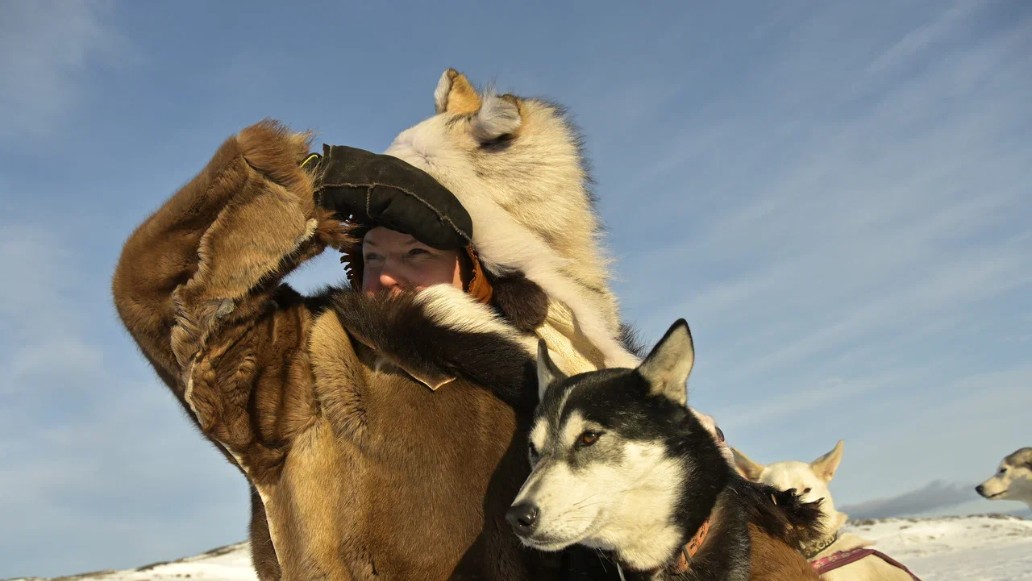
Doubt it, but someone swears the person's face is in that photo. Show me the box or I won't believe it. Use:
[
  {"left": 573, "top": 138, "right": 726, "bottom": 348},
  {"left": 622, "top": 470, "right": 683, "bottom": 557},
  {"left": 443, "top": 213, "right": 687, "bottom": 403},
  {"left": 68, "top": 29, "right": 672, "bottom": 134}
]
[{"left": 361, "top": 227, "right": 464, "bottom": 295}]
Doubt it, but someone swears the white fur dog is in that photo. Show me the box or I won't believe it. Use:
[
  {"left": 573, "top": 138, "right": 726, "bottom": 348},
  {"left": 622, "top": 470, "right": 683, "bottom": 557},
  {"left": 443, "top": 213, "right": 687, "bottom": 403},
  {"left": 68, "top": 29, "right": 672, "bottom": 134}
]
[
  {"left": 976, "top": 447, "right": 1032, "bottom": 509},
  {"left": 733, "top": 442, "right": 915, "bottom": 580}
]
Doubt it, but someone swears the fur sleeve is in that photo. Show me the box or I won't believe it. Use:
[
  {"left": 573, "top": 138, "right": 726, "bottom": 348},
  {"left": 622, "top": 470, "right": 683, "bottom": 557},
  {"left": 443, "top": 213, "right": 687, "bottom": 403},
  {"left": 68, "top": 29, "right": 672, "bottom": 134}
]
[{"left": 112, "top": 120, "right": 348, "bottom": 392}]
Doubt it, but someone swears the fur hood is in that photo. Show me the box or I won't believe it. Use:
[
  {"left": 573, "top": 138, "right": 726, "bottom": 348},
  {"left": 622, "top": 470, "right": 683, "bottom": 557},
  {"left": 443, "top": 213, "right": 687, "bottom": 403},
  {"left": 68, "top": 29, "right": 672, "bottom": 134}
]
[{"left": 383, "top": 69, "right": 639, "bottom": 371}]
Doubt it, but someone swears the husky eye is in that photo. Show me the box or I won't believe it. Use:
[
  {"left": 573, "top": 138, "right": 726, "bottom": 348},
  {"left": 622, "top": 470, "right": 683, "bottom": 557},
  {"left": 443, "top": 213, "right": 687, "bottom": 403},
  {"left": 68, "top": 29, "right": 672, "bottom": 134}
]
[
  {"left": 802, "top": 488, "right": 812, "bottom": 494},
  {"left": 999, "top": 467, "right": 1007, "bottom": 474},
  {"left": 577, "top": 431, "right": 601, "bottom": 448}
]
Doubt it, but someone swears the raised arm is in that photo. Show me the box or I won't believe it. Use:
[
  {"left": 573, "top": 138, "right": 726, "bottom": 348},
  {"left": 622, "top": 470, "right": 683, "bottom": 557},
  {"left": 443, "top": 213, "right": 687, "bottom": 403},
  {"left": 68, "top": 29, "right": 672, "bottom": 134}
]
[{"left": 112, "top": 120, "right": 344, "bottom": 394}]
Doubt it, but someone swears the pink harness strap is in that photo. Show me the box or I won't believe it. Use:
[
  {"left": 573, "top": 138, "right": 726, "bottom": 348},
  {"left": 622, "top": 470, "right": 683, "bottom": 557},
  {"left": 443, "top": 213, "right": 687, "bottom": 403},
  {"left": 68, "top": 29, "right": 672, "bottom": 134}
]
[{"left": 811, "top": 547, "right": 922, "bottom": 580}]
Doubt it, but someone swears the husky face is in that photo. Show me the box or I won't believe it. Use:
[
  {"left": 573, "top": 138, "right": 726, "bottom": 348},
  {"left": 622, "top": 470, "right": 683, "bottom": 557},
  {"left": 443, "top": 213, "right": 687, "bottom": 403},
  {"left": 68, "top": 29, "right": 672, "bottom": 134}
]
[
  {"left": 732, "top": 441, "right": 848, "bottom": 534},
  {"left": 976, "top": 447, "right": 1032, "bottom": 508},
  {"left": 508, "top": 320, "right": 725, "bottom": 570}
]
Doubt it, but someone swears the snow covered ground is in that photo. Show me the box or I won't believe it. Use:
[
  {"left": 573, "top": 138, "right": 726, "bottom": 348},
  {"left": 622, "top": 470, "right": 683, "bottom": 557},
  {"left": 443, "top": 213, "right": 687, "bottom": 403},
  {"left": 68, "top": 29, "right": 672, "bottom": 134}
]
[
  {"left": 855, "top": 514, "right": 1032, "bottom": 580},
  {"left": 7, "top": 514, "right": 1031, "bottom": 581}
]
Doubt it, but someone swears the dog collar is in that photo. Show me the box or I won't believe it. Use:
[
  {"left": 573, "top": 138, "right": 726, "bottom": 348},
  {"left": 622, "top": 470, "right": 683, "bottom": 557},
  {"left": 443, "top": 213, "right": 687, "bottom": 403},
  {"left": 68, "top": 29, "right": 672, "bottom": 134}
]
[
  {"left": 802, "top": 531, "right": 840, "bottom": 560},
  {"left": 617, "top": 518, "right": 711, "bottom": 580},
  {"left": 669, "top": 518, "right": 711, "bottom": 573}
]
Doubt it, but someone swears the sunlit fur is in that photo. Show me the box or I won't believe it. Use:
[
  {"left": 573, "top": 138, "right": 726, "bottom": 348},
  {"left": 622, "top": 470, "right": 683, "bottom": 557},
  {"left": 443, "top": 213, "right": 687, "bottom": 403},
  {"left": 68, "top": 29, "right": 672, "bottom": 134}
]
[
  {"left": 733, "top": 441, "right": 847, "bottom": 536},
  {"left": 733, "top": 442, "right": 916, "bottom": 580},
  {"left": 384, "top": 69, "right": 638, "bottom": 369},
  {"left": 977, "top": 447, "right": 1032, "bottom": 509},
  {"left": 514, "top": 415, "right": 685, "bottom": 569},
  {"left": 512, "top": 320, "right": 823, "bottom": 579}
]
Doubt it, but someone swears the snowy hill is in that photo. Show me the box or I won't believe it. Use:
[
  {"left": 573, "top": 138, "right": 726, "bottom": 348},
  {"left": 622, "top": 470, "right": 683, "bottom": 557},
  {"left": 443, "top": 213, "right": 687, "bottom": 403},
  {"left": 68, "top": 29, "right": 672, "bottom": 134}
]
[{"left": 7, "top": 514, "right": 1031, "bottom": 581}]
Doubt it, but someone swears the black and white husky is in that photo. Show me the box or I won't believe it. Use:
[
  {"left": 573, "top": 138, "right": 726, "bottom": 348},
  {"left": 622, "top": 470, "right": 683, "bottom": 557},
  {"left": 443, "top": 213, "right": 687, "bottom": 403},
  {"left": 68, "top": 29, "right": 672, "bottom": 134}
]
[{"left": 507, "top": 320, "right": 822, "bottom": 580}]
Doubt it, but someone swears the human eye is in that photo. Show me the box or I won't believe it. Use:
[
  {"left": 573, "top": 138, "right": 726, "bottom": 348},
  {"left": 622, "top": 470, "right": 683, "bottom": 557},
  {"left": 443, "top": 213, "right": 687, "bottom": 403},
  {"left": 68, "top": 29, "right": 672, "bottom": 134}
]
[
  {"left": 363, "top": 252, "right": 384, "bottom": 263},
  {"left": 406, "top": 247, "right": 435, "bottom": 260}
]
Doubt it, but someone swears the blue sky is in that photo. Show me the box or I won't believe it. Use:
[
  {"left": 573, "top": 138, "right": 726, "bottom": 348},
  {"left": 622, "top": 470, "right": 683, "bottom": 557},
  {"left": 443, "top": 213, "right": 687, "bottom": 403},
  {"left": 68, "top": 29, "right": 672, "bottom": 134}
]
[{"left": 1, "top": 0, "right": 1029, "bottom": 577}]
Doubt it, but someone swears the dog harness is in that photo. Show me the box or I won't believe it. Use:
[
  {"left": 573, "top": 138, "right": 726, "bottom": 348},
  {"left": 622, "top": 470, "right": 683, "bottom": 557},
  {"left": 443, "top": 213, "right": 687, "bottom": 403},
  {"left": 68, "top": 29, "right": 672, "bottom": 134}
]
[
  {"left": 617, "top": 519, "right": 710, "bottom": 580},
  {"left": 811, "top": 547, "right": 922, "bottom": 580}
]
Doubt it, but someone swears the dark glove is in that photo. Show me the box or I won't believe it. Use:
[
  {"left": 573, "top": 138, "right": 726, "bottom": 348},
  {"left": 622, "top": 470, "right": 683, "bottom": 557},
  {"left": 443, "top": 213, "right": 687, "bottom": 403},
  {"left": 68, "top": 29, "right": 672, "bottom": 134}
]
[{"left": 310, "top": 145, "right": 473, "bottom": 250}]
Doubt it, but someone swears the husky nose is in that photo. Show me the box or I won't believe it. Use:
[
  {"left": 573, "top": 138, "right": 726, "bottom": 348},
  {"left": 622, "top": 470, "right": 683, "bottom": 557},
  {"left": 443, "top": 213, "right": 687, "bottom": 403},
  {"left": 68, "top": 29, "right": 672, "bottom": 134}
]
[
  {"left": 506, "top": 502, "right": 540, "bottom": 535},
  {"left": 975, "top": 484, "right": 985, "bottom": 496}
]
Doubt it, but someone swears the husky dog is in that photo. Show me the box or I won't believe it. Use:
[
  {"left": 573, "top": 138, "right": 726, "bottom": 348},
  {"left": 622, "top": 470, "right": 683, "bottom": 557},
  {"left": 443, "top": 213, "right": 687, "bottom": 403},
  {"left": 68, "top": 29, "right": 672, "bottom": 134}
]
[
  {"left": 733, "top": 443, "right": 916, "bottom": 580},
  {"left": 976, "top": 447, "right": 1032, "bottom": 509},
  {"left": 508, "top": 320, "right": 822, "bottom": 580}
]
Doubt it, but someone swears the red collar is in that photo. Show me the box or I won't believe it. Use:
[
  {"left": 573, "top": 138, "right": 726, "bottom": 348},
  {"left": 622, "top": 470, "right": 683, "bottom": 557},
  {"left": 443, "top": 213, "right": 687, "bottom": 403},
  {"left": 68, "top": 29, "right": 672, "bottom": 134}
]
[
  {"left": 668, "top": 518, "right": 711, "bottom": 574},
  {"left": 619, "top": 518, "right": 711, "bottom": 579}
]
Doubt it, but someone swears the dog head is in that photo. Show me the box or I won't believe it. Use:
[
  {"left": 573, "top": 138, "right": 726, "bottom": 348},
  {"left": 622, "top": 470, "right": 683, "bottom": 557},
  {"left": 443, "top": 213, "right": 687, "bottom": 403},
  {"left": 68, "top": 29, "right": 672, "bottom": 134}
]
[
  {"left": 976, "top": 447, "right": 1032, "bottom": 508},
  {"left": 732, "top": 441, "right": 847, "bottom": 534},
  {"left": 383, "top": 69, "right": 635, "bottom": 368},
  {"left": 506, "top": 319, "right": 729, "bottom": 570}
]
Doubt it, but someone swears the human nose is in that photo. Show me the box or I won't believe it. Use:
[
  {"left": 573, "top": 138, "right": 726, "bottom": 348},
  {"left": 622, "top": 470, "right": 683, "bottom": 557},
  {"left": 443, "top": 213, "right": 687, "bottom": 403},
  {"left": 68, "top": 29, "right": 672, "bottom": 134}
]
[{"left": 377, "top": 264, "right": 409, "bottom": 292}]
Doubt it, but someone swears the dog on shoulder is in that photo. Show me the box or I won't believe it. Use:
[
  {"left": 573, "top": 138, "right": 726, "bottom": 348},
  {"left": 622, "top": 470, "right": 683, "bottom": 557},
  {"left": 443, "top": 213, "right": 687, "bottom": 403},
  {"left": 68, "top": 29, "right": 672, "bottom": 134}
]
[
  {"left": 507, "top": 319, "right": 823, "bottom": 580},
  {"left": 975, "top": 447, "right": 1032, "bottom": 510},
  {"left": 732, "top": 442, "right": 916, "bottom": 580}
]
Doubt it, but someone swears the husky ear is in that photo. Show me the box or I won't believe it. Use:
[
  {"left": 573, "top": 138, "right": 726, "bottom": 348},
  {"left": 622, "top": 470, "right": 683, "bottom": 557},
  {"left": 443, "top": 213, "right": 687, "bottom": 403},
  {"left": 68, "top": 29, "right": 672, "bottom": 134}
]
[
  {"left": 471, "top": 93, "right": 522, "bottom": 144},
  {"left": 434, "top": 68, "right": 482, "bottom": 114},
  {"left": 536, "top": 340, "right": 566, "bottom": 402},
  {"left": 810, "top": 440, "right": 845, "bottom": 483},
  {"left": 637, "top": 319, "right": 694, "bottom": 406},
  {"left": 731, "top": 448, "right": 767, "bottom": 481}
]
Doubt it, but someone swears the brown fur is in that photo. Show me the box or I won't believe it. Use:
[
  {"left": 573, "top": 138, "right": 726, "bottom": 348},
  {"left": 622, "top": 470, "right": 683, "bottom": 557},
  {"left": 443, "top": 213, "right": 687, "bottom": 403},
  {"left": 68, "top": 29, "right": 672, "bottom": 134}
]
[
  {"left": 748, "top": 524, "right": 821, "bottom": 581},
  {"left": 671, "top": 481, "right": 822, "bottom": 580},
  {"left": 112, "top": 121, "right": 572, "bottom": 580},
  {"left": 638, "top": 484, "right": 821, "bottom": 580},
  {"left": 728, "top": 478, "right": 824, "bottom": 580},
  {"left": 737, "top": 481, "right": 825, "bottom": 551}
]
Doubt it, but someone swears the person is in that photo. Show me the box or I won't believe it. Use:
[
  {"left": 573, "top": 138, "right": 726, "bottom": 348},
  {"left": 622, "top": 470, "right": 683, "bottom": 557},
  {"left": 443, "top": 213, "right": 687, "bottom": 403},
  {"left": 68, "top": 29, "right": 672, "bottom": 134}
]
[{"left": 113, "top": 71, "right": 633, "bottom": 580}]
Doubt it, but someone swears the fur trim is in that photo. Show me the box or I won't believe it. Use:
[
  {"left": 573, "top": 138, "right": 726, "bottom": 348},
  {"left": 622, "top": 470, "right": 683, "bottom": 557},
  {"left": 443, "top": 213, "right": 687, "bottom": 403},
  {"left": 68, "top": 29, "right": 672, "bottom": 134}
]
[{"left": 329, "top": 286, "right": 537, "bottom": 407}]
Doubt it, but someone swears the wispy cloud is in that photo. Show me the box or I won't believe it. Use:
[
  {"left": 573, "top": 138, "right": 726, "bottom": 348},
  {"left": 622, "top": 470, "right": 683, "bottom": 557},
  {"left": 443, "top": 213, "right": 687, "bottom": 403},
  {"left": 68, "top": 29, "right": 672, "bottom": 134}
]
[
  {"left": 1, "top": 1, "right": 1030, "bottom": 576},
  {"left": 0, "top": 224, "right": 248, "bottom": 578},
  {"left": 864, "top": 0, "right": 985, "bottom": 76},
  {"left": 615, "top": 3, "right": 1032, "bottom": 386},
  {"left": 0, "top": 0, "right": 126, "bottom": 145},
  {"left": 596, "top": 4, "right": 1032, "bottom": 516}
]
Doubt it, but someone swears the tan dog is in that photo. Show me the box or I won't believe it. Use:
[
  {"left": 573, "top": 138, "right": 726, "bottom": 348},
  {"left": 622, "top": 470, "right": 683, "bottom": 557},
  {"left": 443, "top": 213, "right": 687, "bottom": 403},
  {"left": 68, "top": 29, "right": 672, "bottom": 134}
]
[{"left": 733, "top": 442, "right": 915, "bottom": 580}]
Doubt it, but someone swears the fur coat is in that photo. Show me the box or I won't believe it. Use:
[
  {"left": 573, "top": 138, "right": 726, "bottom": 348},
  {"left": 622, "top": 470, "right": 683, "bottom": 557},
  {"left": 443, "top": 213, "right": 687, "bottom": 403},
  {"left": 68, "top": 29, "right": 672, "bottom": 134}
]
[
  {"left": 113, "top": 120, "right": 561, "bottom": 580},
  {"left": 113, "top": 70, "right": 634, "bottom": 579}
]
